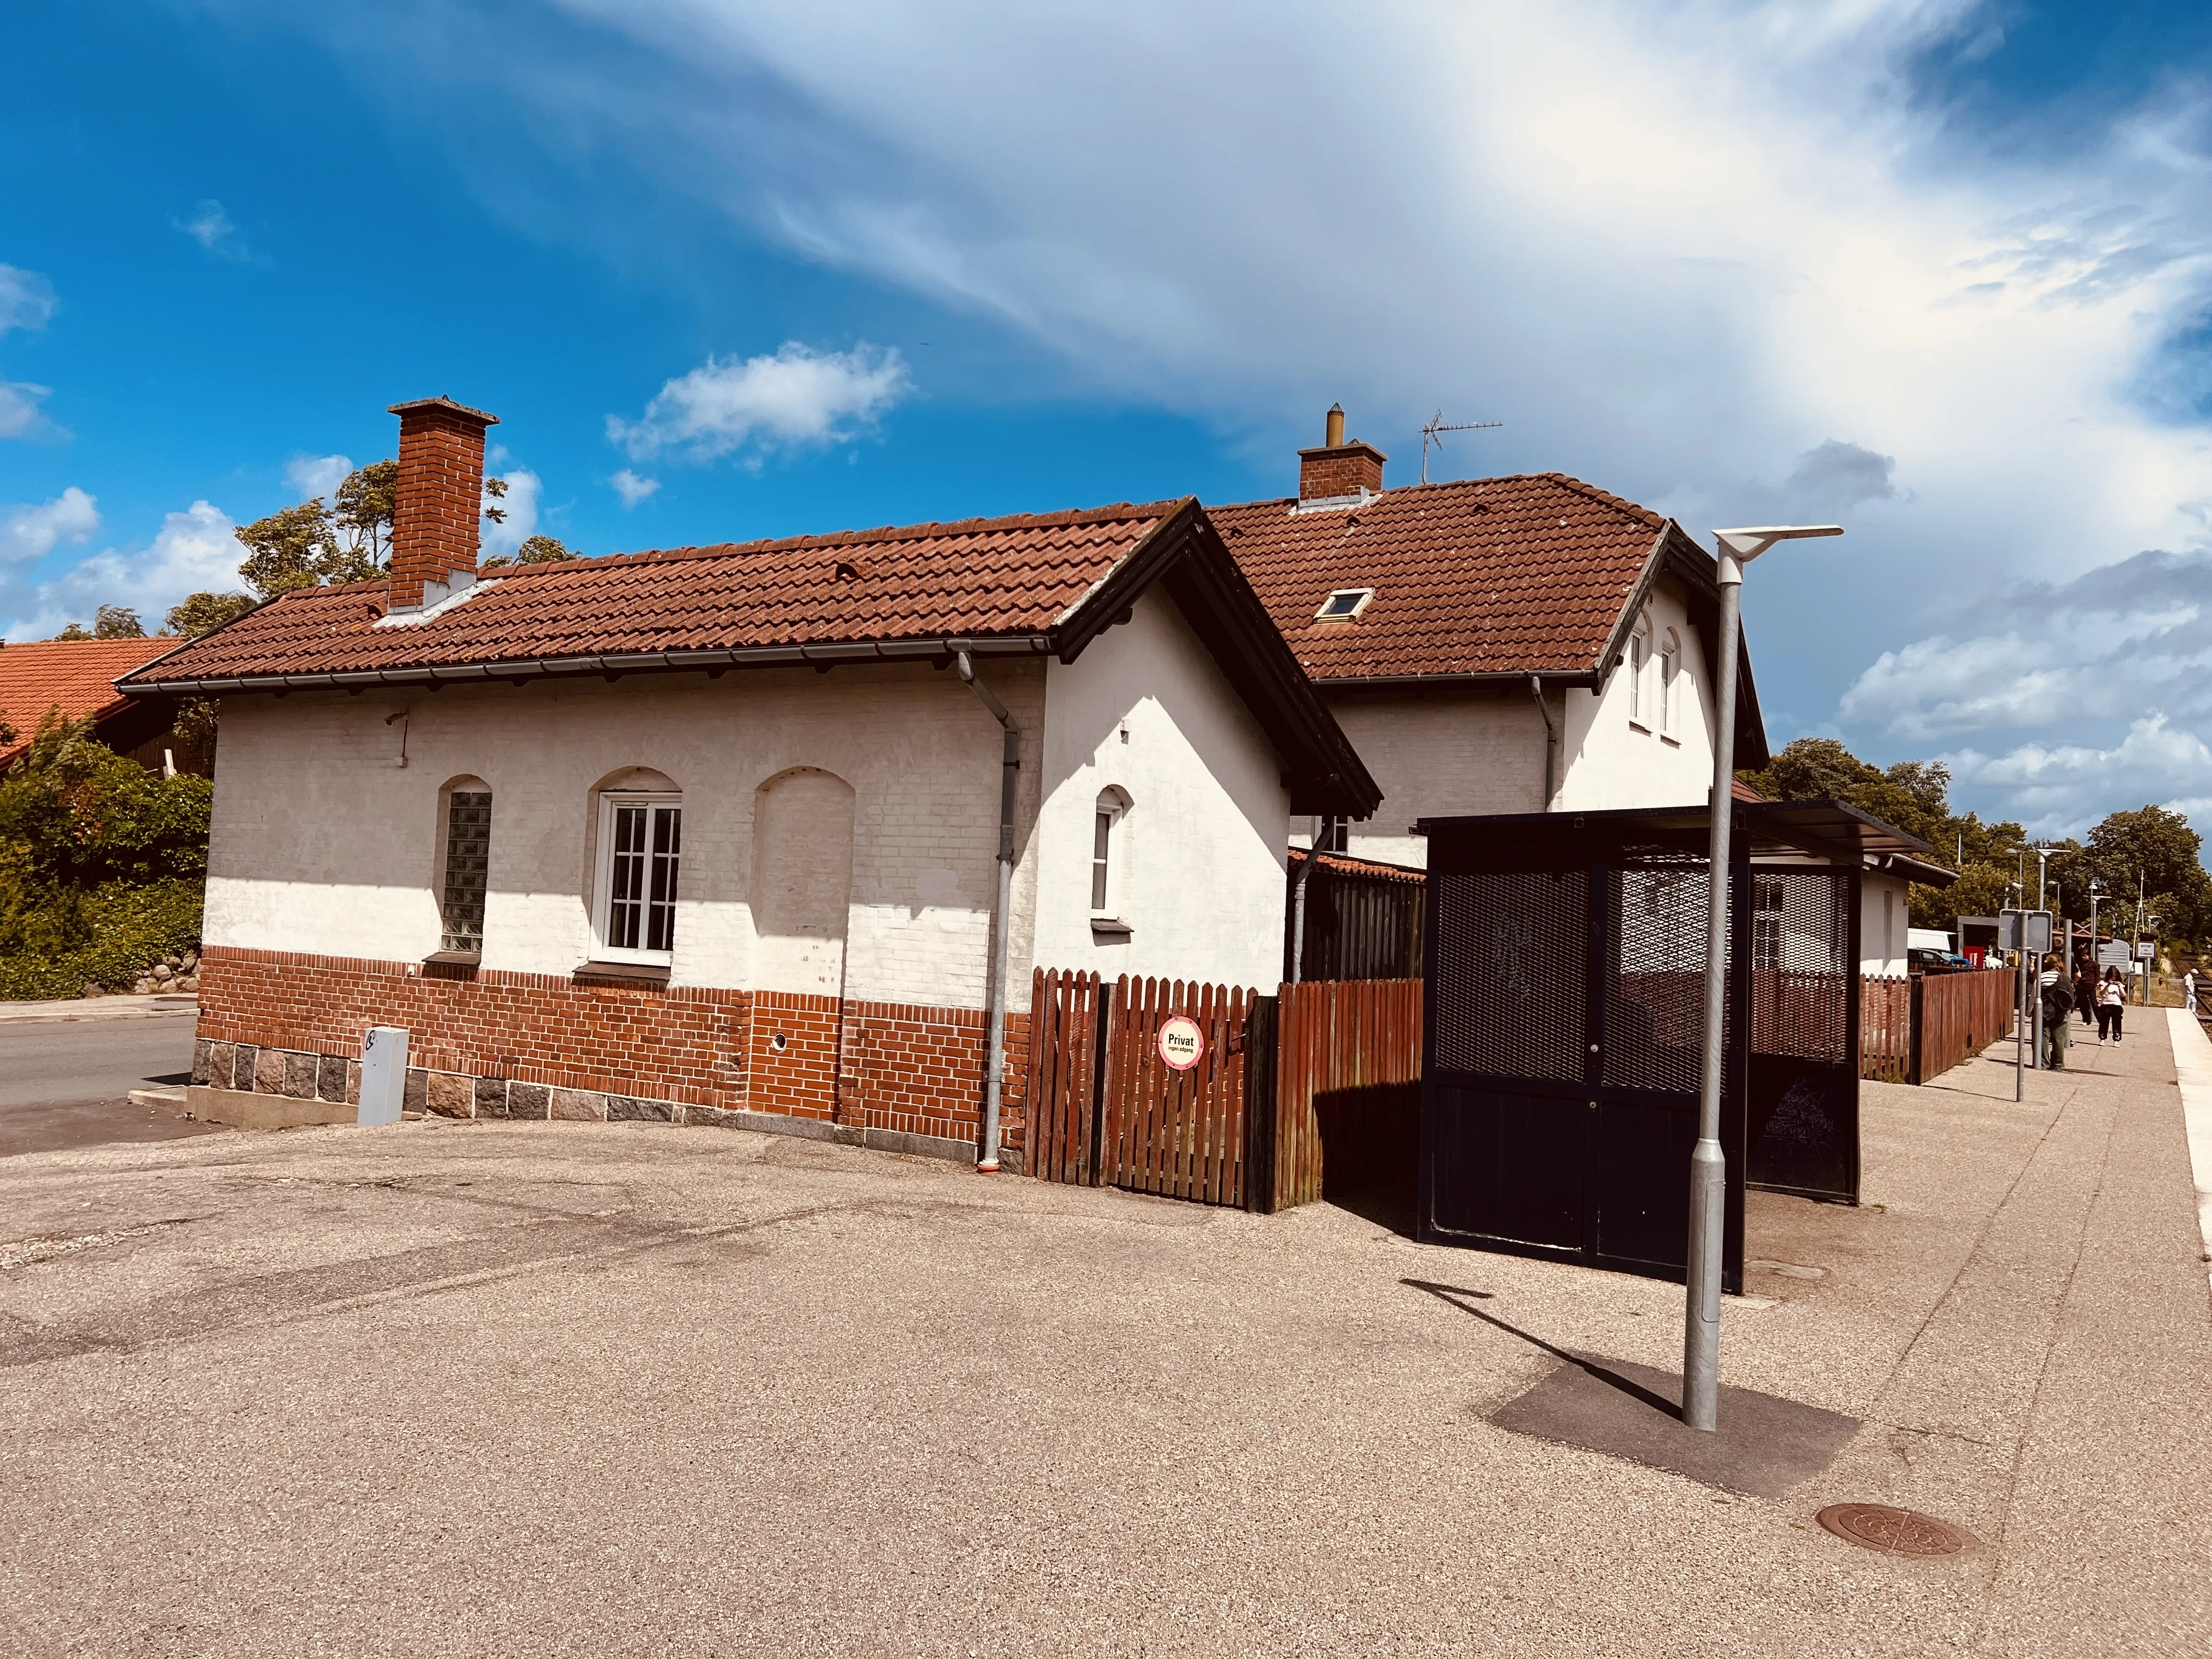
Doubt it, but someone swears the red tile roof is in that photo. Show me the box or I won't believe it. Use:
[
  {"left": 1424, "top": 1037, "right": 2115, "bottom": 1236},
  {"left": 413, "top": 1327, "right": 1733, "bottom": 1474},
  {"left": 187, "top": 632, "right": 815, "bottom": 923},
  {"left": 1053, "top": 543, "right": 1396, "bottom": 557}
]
[
  {"left": 117, "top": 498, "right": 1383, "bottom": 815},
  {"left": 0, "top": 638, "right": 179, "bottom": 765},
  {"left": 1210, "top": 473, "right": 1667, "bottom": 682},
  {"left": 124, "top": 503, "right": 1186, "bottom": 684}
]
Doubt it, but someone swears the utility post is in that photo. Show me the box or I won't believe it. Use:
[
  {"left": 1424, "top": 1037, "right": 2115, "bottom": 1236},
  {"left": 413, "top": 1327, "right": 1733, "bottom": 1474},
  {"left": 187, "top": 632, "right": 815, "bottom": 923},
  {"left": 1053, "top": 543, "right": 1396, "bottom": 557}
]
[
  {"left": 1683, "top": 522, "right": 1842, "bottom": 1435},
  {"left": 2034, "top": 845, "right": 2053, "bottom": 1067}
]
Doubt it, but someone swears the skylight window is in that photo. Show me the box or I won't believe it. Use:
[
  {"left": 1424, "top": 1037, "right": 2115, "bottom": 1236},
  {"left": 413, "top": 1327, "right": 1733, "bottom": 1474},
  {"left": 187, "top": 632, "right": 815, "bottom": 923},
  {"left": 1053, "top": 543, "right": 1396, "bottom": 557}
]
[{"left": 1314, "top": 588, "right": 1374, "bottom": 623}]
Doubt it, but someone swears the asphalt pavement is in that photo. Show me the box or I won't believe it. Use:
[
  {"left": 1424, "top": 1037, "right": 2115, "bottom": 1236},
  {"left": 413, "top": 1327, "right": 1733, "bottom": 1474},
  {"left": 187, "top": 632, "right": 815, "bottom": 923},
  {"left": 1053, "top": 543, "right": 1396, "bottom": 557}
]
[
  {"left": 2, "top": 1015, "right": 2207, "bottom": 1655},
  {"left": 0, "top": 1007, "right": 216, "bottom": 1158}
]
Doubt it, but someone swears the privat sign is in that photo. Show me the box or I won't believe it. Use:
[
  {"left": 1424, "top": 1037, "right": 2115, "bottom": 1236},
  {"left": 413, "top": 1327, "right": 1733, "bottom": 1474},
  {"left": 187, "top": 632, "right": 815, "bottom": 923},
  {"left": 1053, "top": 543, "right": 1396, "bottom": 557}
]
[{"left": 1157, "top": 1015, "right": 1206, "bottom": 1071}]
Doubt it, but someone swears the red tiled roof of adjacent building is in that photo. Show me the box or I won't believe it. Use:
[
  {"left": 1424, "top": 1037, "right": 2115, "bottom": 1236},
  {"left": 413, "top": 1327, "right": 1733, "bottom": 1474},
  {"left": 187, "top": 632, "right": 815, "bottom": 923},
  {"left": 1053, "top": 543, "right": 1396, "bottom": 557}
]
[
  {"left": 0, "top": 638, "right": 179, "bottom": 766},
  {"left": 1209, "top": 472, "right": 1668, "bottom": 683},
  {"left": 122, "top": 502, "right": 1186, "bottom": 684}
]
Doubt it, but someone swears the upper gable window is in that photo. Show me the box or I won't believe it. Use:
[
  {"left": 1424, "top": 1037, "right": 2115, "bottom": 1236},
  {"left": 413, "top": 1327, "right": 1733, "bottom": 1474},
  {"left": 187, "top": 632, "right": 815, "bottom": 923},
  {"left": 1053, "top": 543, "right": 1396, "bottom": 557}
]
[
  {"left": 1629, "top": 613, "right": 1652, "bottom": 730},
  {"left": 1659, "top": 629, "right": 1681, "bottom": 738},
  {"left": 1314, "top": 588, "right": 1374, "bottom": 623}
]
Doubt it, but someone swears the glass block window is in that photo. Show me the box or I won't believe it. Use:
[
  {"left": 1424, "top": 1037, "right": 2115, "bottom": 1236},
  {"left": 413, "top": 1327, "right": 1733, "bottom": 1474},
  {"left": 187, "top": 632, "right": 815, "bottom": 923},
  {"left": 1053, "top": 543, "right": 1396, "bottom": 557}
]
[{"left": 440, "top": 790, "right": 492, "bottom": 954}]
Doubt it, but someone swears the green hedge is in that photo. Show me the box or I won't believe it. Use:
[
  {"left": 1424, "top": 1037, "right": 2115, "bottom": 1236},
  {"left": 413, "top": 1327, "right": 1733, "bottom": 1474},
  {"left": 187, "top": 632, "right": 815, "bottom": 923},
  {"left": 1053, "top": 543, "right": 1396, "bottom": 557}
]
[{"left": 0, "top": 878, "right": 205, "bottom": 1000}]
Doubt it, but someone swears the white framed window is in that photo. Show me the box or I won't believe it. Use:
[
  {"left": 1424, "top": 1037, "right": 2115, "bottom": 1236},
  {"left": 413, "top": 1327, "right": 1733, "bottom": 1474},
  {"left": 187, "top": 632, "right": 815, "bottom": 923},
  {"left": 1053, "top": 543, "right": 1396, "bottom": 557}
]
[
  {"left": 1314, "top": 588, "right": 1375, "bottom": 623},
  {"left": 1628, "top": 613, "right": 1652, "bottom": 730},
  {"left": 594, "top": 792, "right": 682, "bottom": 963},
  {"left": 1659, "top": 628, "right": 1680, "bottom": 738},
  {"left": 1091, "top": 788, "right": 1131, "bottom": 922}
]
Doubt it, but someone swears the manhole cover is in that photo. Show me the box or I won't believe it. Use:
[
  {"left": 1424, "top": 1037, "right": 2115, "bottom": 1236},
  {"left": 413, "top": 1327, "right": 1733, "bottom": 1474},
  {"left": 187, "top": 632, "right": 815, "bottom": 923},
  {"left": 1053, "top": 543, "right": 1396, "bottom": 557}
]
[{"left": 1816, "top": 1503, "right": 1974, "bottom": 1558}]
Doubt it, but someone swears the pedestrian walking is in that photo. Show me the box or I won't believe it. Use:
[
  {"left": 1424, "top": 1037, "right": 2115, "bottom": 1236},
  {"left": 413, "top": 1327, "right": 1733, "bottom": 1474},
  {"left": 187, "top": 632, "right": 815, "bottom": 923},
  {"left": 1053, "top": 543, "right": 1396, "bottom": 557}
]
[
  {"left": 2073, "top": 961, "right": 2097, "bottom": 1026},
  {"left": 2186, "top": 968, "right": 2199, "bottom": 1015},
  {"left": 2097, "top": 966, "right": 2126, "bottom": 1043},
  {"left": 2039, "top": 955, "right": 2071, "bottom": 1070}
]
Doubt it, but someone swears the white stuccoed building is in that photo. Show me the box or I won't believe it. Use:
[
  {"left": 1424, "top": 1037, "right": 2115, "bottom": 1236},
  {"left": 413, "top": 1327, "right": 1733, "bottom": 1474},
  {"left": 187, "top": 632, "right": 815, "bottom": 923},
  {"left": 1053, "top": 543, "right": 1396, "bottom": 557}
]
[{"left": 121, "top": 396, "right": 1377, "bottom": 1167}]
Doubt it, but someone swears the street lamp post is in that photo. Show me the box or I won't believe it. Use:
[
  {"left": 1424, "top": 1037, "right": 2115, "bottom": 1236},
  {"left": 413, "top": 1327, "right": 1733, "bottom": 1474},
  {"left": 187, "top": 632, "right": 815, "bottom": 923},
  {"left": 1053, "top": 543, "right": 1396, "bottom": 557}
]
[
  {"left": 1685, "top": 522, "right": 1842, "bottom": 1435},
  {"left": 2033, "top": 845, "right": 2053, "bottom": 1068}
]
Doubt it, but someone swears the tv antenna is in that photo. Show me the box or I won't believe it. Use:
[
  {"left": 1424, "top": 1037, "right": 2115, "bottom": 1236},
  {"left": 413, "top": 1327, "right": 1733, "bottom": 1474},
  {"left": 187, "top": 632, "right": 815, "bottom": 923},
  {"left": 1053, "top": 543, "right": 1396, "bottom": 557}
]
[{"left": 1420, "top": 410, "right": 1503, "bottom": 484}]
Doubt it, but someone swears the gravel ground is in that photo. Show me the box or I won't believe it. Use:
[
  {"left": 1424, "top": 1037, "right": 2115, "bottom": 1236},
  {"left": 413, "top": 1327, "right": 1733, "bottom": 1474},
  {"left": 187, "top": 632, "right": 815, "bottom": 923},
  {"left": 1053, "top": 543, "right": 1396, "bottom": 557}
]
[{"left": 2, "top": 1020, "right": 2207, "bottom": 1657}]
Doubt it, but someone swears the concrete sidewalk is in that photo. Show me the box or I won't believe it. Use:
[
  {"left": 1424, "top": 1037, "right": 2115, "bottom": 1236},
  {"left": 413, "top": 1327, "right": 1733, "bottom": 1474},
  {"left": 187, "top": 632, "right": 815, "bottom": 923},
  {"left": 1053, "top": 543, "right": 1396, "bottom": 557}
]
[{"left": 1, "top": 1012, "right": 2208, "bottom": 1655}]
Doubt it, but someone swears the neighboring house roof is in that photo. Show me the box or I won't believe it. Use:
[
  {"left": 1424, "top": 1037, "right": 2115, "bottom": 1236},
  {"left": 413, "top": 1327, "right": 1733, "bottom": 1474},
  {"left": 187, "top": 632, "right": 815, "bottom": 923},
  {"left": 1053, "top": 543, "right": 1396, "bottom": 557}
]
[
  {"left": 119, "top": 499, "right": 1381, "bottom": 815},
  {"left": 1210, "top": 472, "right": 1770, "bottom": 767},
  {"left": 0, "top": 637, "right": 179, "bottom": 767}
]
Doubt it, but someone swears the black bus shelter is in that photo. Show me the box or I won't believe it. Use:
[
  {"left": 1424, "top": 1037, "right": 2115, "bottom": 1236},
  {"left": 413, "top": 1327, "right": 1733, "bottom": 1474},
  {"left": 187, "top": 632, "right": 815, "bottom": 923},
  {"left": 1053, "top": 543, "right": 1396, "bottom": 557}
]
[{"left": 1416, "top": 800, "right": 1937, "bottom": 1291}]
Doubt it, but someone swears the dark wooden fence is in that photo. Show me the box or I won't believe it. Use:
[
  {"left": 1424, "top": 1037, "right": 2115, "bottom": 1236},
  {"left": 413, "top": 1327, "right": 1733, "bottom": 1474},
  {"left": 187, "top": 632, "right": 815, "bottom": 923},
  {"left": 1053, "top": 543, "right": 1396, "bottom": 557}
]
[
  {"left": 1284, "top": 850, "right": 1426, "bottom": 983},
  {"left": 1854, "top": 968, "right": 2015, "bottom": 1086},
  {"left": 1270, "top": 978, "right": 1423, "bottom": 1211},
  {"left": 1861, "top": 975, "right": 1911, "bottom": 1083}
]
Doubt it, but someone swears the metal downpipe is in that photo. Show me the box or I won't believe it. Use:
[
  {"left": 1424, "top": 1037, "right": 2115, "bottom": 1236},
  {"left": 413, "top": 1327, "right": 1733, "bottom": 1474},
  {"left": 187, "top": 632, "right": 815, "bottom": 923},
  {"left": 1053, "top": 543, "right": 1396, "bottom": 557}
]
[
  {"left": 1529, "top": 676, "right": 1557, "bottom": 810},
  {"left": 956, "top": 652, "right": 1019, "bottom": 1173}
]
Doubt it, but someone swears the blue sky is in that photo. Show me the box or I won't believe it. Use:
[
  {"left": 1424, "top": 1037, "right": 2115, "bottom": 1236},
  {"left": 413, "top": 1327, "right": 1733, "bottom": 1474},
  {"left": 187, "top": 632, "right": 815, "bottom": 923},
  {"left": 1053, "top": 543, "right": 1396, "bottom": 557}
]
[{"left": 5, "top": 1, "right": 2212, "bottom": 839}]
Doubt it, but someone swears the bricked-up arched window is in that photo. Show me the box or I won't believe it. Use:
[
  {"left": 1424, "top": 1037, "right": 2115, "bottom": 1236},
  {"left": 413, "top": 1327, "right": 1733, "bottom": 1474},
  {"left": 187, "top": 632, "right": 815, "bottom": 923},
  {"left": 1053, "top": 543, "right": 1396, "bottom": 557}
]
[
  {"left": 594, "top": 788, "right": 681, "bottom": 964},
  {"left": 439, "top": 777, "right": 492, "bottom": 956}
]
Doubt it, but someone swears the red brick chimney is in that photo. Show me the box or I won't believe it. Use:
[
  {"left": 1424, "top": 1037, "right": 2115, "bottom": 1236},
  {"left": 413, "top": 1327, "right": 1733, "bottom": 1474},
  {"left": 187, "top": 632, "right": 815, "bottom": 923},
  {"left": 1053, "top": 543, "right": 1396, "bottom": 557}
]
[
  {"left": 1297, "top": 403, "right": 1387, "bottom": 505},
  {"left": 386, "top": 396, "right": 499, "bottom": 611}
]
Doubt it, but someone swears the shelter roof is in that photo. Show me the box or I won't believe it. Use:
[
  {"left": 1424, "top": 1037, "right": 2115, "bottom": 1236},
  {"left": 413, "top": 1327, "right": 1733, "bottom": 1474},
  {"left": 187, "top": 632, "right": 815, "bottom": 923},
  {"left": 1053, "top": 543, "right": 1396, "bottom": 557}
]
[{"left": 1417, "top": 799, "right": 1947, "bottom": 876}]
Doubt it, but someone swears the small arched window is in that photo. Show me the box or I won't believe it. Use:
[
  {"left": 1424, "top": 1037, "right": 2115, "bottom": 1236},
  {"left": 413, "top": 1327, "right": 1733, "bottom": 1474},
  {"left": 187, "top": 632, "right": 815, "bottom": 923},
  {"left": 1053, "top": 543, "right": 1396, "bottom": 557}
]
[
  {"left": 1659, "top": 628, "right": 1680, "bottom": 736},
  {"left": 1092, "top": 788, "right": 1131, "bottom": 920},
  {"left": 439, "top": 777, "right": 492, "bottom": 956},
  {"left": 1628, "top": 613, "right": 1652, "bottom": 729}
]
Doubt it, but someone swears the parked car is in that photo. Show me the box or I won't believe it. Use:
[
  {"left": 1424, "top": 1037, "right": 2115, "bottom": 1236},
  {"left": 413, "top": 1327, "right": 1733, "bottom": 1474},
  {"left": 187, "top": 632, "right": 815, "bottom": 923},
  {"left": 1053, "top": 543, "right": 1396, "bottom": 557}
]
[{"left": 1908, "top": 946, "right": 1971, "bottom": 973}]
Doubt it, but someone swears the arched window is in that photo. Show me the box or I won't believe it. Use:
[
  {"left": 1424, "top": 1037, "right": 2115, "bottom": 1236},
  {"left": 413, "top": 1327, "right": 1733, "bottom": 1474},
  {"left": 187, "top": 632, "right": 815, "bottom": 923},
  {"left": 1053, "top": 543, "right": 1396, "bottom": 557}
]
[
  {"left": 1660, "top": 628, "right": 1680, "bottom": 736},
  {"left": 1628, "top": 613, "right": 1652, "bottom": 729},
  {"left": 438, "top": 777, "right": 492, "bottom": 956},
  {"left": 592, "top": 770, "right": 681, "bottom": 964},
  {"left": 1092, "top": 787, "right": 1131, "bottom": 920}
]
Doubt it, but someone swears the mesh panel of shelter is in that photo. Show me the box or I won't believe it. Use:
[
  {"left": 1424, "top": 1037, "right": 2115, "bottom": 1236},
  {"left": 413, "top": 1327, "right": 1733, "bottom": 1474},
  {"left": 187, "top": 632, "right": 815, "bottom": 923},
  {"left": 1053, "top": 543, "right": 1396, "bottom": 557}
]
[
  {"left": 1431, "top": 869, "right": 1589, "bottom": 1081},
  {"left": 1602, "top": 862, "right": 1711, "bottom": 1094},
  {"left": 1748, "top": 867, "right": 1849, "bottom": 1063}
]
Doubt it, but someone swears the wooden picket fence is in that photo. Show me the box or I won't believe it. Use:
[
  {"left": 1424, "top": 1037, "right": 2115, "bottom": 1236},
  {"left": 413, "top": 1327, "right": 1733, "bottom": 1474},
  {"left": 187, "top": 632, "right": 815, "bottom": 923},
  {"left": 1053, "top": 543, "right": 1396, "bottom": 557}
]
[
  {"left": 1025, "top": 969, "right": 1418, "bottom": 1214},
  {"left": 1860, "top": 975, "right": 1911, "bottom": 1084},
  {"left": 1855, "top": 968, "right": 2015, "bottom": 1086},
  {"left": 1271, "top": 978, "right": 1423, "bottom": 1211},
  {"left": 1916, "top": 968, "right": 2016, "bottom": 1083},
  {"left": 1024, "top": 970, "right": 1261, "bottom": 1207}
]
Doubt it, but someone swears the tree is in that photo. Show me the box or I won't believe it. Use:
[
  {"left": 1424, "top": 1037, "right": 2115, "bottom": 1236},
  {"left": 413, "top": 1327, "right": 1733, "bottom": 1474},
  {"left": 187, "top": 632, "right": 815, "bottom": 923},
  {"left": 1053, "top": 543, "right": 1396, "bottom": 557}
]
[
  {"left": 49, "top": 623, "right": 93, "bottom": 641},
  {"left": 484, "top": 533, "right": 577, "bottom": 569},
  {"left": 1741, "top": 737, "right": 1877, "bottom": 805},
  {"left": 165, "top": 591, "right": 257, "bottom": 637},
  {"left": 334, "top": 459, "right": 397, "bottom": 571},
  {"left": 234, "top": 498, "right": 343, "bottom": 599},
  {"left": 93, "top": 605, "right": 145, "bottom": 639}
]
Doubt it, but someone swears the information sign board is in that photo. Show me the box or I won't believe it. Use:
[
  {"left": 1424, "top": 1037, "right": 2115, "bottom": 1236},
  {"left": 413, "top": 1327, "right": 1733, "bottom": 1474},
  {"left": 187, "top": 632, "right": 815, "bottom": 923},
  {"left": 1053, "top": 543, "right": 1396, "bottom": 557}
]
[
  {"left": 1997, "top": 910, "right": 2052, "bottom": 955},
  {"left": 2098, "top": 943, "right": 2131, "bottom": 969}
]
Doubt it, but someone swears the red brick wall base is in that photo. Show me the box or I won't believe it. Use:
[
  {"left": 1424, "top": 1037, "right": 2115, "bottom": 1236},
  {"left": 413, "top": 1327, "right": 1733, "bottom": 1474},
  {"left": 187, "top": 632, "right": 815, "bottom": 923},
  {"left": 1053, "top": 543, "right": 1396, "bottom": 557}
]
[{"left": 191, "top": 947, "right": 1029, "bottom": 1164}]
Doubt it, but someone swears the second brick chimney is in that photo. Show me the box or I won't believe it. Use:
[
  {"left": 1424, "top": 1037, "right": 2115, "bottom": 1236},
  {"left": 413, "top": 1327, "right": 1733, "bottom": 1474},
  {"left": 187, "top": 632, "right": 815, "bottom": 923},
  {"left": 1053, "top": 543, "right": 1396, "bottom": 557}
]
[
  {"left": 1297, "top": 402, "right": 1387, "bottom": 506},
  {"left": 387, "top": 395, "right": 499, "bottom": 612}
]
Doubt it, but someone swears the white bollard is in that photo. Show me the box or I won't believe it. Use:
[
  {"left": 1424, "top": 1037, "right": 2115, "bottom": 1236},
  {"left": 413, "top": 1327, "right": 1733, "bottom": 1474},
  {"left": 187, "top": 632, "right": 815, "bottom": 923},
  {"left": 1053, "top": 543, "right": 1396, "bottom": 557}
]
[{"left": 359, "top": 1026, "right": 409, "bottom": 1127}]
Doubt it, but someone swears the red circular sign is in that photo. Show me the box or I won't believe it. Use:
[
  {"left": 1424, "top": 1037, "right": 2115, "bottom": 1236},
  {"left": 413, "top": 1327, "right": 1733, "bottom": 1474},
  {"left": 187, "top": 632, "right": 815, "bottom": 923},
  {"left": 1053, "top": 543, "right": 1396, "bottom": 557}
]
[{"left": 1156, "top": 1015, "right": 1206, "bottom": 1071}]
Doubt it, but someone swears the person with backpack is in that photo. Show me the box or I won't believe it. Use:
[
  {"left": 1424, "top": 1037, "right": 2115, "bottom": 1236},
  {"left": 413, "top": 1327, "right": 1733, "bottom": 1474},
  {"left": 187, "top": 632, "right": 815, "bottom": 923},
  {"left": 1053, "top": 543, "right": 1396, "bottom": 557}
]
[
  {"left": 2097, "top": 966, "right": 2126, "bottom": 1044},
  {"left": 2073, "top": 960, "right": 2097, "bottom": 1026},
  {"left": 2039, "top": 955, "right": 2072, "bottom": 1069}
]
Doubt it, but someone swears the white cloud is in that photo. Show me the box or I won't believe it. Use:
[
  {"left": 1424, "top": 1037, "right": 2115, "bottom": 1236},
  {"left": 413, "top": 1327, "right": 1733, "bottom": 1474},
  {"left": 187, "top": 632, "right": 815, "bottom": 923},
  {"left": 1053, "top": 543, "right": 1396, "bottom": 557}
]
[
  {"left": 1945, "top": 716, "right": 2212, "bottom": 840},
  {"left": 175, "top": 200, "right": 249, "bottom": 261},
  {"left": 610, "top": 468, "right": 661, "bottom": 507},
  {"left": 0, "top": 265, "right": 57, "bottom": 336},
  {"left": 0, "top": 380, "right": 58, "bottom": 440},
  {"left": 608, "top": 341, "right": 910, "bottom": 462},
  {"left": 286, "top": 453, "right": 353, "bottom": 500},
  {"left": 480, "top": 468, "right": 542, "bottom": 561},
  {"left": 1, "top": 488, "right": 100, "bottom": 565},
  {"left": 1, "top": 501, "right": 241, "bottom": 642}
]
